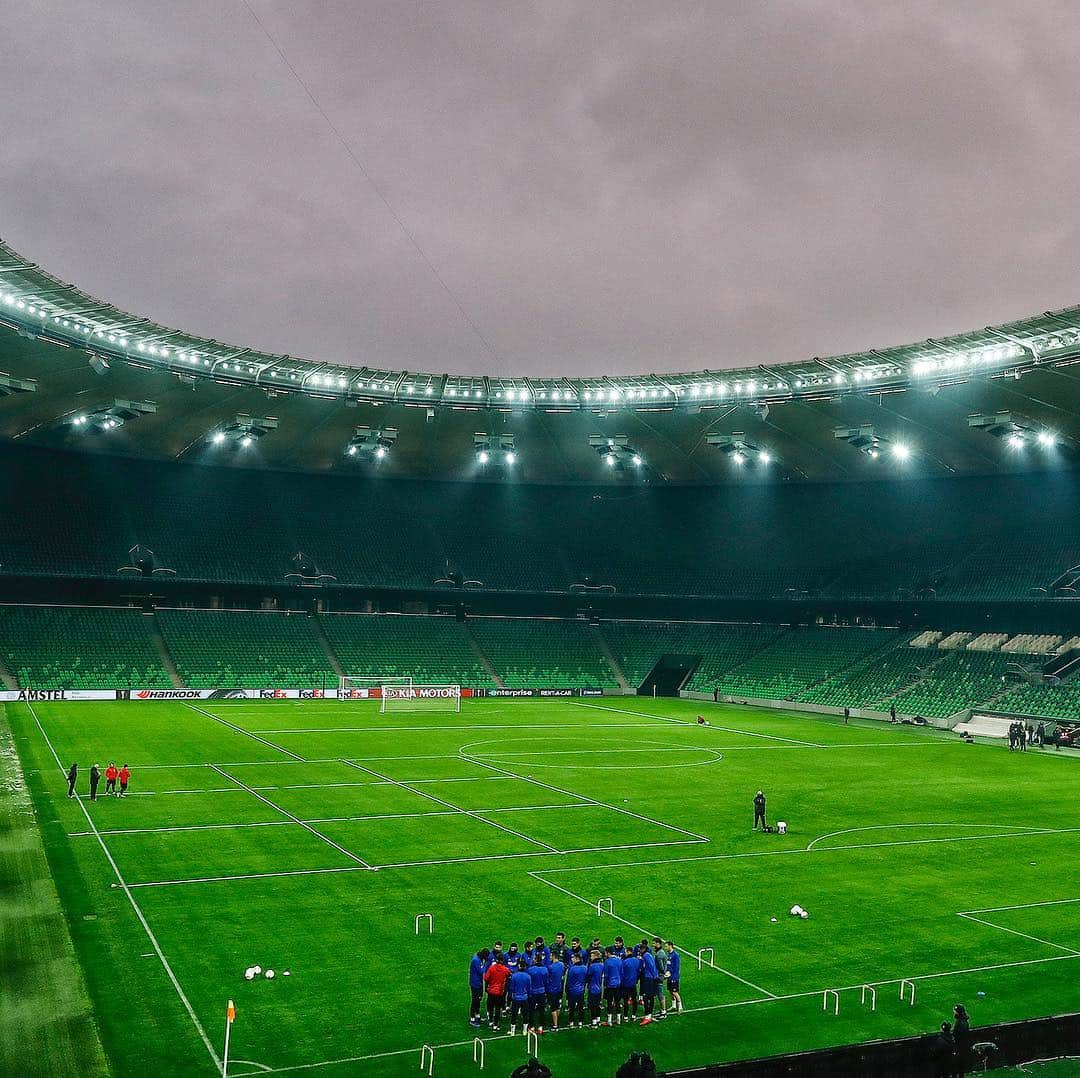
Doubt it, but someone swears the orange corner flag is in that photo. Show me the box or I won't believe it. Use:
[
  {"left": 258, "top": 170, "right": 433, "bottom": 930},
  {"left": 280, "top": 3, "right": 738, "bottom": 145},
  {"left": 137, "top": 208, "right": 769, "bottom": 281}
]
[{"left": 227, "top": 1000, "right": 236, "bottom": 1024}]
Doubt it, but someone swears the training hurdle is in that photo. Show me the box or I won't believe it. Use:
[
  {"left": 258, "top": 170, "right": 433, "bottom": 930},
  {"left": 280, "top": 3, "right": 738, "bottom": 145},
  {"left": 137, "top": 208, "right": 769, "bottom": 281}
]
[
  {"left": 415, "top": 913, "right": 434, "bottom": 935},
  {"left": 696, "top": 947, "right": 714, "bottom": 971},
  {"left": 596, "top": 897, "right": 613, "bottom": 917},
  {"left": 525, "top": 1030, "right": 540, "bottom": 1058},
  {"left": 860, "top": 984, "right": 877, "bottom": 1011},
  {"left": 472, "top": 1037, "right": 484, "bottom": 1070},
  {"left": 823, "top": 989, "right": 840, "bottom": 1015},
  {"left": 900, "top": 979, "right": 917, "bottom": 1006},
  {"left": 419, "top": 1044, "right": 435, "bottom": 1075}
]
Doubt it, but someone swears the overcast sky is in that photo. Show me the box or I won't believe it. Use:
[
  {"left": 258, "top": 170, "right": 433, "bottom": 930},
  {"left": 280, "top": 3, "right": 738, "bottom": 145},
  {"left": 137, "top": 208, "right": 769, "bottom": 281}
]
[{"left": 2, "top": 2, "right": 1079, "bottom": 376}]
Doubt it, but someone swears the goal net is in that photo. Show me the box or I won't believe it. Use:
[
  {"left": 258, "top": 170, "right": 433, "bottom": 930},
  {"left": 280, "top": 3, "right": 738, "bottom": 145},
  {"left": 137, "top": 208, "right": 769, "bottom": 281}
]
[
  {"left": 338, "top": 675, "right": 412, "bottom": 700},
  {"left": 381, "top": 684, "right": 462, "bottom": 713}
]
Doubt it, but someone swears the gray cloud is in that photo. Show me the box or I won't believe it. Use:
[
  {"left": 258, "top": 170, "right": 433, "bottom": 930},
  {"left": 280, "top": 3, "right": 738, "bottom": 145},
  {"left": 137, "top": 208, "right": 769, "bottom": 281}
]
[{"left": 2, "top": 1, "right": 1079, "bottom": 376}]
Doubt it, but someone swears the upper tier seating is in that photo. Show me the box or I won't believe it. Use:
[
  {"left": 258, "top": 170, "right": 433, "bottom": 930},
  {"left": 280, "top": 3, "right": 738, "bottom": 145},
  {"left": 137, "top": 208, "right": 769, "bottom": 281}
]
[{"left": 1, "top": 442, "right": 1078, "bottom": 602}]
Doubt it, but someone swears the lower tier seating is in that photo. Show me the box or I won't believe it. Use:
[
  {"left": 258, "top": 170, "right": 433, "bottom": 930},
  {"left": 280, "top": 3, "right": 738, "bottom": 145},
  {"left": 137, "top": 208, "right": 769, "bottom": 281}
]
[
  {"left": 0, "top": 605, "right": 170, "bottom": 690},
  {"left": 157, "top": 610, "right": 336, "bottom": 689}
]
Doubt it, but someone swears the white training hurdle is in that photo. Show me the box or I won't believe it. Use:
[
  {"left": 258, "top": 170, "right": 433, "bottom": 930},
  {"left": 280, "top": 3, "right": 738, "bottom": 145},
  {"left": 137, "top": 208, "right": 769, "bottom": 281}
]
[
  {"left": 415, "top": 913, "right": 434, "bottom": 935},
  {"left": 596, "top": 897, "right": 613, "bottom": 916},
  {"left": 525, "top": 1030, "right": 540, "bottom": 1058},
  {"left": 823, "top": 989, "right": 840, "bottom": 1015},
  {"left": 472, "top": 1037, "right": 485, "bottom": 1070},
  {"left": 899, "top": 979, "right": 917, "bottom": 1006},
  {"left": 419, "top": 1044, "right": 435, "bottom": 1075},
  {"left": 860, "top": 984, "right": 877, "bottom": 1011},
  {"left": 696, "top": 947, "right": 715, "bottom": 971}
]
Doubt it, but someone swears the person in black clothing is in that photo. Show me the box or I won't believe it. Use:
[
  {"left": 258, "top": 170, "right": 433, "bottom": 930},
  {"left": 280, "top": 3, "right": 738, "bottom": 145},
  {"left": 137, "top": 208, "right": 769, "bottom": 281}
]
[
  {"left": 89, "top": 764, "right": 101, "bottom": 801},
  {"left": 934, "top": 1021, "right": 959, "bottom": 1077},
  {"left": 713, "top": 685, "right": 720, "bottom": 702},
  {"left": 890, "top": 703, "right": 897, "bottom": 723},
  {"left": 616, "top": 1051, "right": 659, "bottom": 1078},
  {"left": 843, "top": 706, "right": 850, "bottom": 725},
  {"left": 952, "top": 1004, "right": 971, "bottom": 1074},
  {"left": 66, "top": 762, "right": 78, "bottom": 799},
  {"left": 510, "top": 1058, "right": 551, "bottom": 1078},
  {"left": 753, "top": 790, "right": 767, "bottom": 831}
]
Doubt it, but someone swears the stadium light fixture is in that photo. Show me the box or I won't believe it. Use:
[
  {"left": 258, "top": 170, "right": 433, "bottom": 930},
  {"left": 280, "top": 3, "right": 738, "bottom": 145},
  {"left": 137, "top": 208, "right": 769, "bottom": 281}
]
[
  {"left": 1008, "top": 432, "right": 1025, "bottom": 449},
  {"left": 758, "top": 450, "right": 771, "bottom": 464},
  {"left": 474, "top": 432, "right": 515, "bottom": 469},
  {"left": 891, "top": 442, "right": 911, "bottom": 461},
  {"left": 477, "top": 449, "right": 489, "bottom": 464},
  {"left": 504, "top": 450, "right": 516, "bottom": 465},
  {"left": 1037, "top": 431, "right": 1056, "bottom": 447},
  {"left": 345, "top": 426, "right": 397, "bottom": 462}
]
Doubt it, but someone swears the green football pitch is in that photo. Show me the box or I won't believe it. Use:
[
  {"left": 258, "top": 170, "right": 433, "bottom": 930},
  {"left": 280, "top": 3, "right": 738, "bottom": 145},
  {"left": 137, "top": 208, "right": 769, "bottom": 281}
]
[{"left": 4, "top": 696, "right": 1079, "bottom": 1077}]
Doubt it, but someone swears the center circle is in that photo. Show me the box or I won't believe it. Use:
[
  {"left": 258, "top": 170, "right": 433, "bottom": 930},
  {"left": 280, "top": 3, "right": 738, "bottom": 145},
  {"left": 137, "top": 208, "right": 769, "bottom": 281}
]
[{"left": 458, "top": 735, "right": 723, "bottom": 770}]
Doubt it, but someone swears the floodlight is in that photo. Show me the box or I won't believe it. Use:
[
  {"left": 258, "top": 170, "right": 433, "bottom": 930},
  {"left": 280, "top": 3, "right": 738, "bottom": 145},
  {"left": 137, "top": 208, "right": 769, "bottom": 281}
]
[
  {"left": 758, "top": 450, "right": 771, "bottom": 464},
  {"left": 240, "top": 435, "right": 253, "bottom": 448},
  {"left": 891, "top": 443, "right": 911, "bottom": 461},
  {"left": 504, "top": 451, "right": 516, "bottom": 465},
  {"left": 346, "top": 444, "right": 357, "bottom": 456},
  {"left": 1037, "top": 431, "right": 1056, "bottom": 447},
  {"left": 477, "top": 449, "right": 489, "bottom": 464},
  {"left": 605, "top": 453, "right": 616, "bottom": 466},
  {"left": 631, "top": 454, "right": 642, "bottom": 466},
  {"left": 1008, "top": 433, "right": 1025, "bottom": 449},
  {"left": 375, "top": 445, "right": 387, "bottom": 459},
  {"left": 212, "top": 431, "right": 226, "bottom": 445}
]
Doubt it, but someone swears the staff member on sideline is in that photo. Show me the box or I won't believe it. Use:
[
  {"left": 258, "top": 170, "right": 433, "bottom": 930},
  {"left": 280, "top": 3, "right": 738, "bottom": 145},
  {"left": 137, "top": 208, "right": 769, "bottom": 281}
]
[
  {"left": 89, "top": 763, "right": 101, "bottom": 802},
  {"left": 66, "top": 762, "right": 78, "bottom": 799}
]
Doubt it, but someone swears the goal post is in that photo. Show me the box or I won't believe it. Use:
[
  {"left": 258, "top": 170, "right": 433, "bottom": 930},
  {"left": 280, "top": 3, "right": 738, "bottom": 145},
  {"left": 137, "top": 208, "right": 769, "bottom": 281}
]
[
  {"left": 338, "top": 675, "right": 412, "bottom": 700},
  {"left": 381, "top": 684, "right": 462, "bottom": 713}
]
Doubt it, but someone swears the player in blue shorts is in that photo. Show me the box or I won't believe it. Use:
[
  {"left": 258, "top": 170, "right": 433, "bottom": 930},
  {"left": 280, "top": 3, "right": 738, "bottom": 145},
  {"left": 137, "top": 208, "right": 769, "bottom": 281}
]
[
  {"left": 469, "top": 948, "right": 491, "bottom": 1027},
  {"left": 527, "top": 955, "right": 549, "bottom": 1031},
  {"left": 545, "top": 952, "right": 566, "bottom": 1031},
  {"left": 620, "top": 946, "right": 642, "bottom": 1019},
  {"left": 565, "top": 953, "right": 588, "bottom": 1028},
  {"left": 509, "top": 959, "right": 532, "bottom": 1035},
  {"left": 587, "top": 950, "right": 605, "bottom": 1027},
  {"left": 603, "top": 946, "right": 623, "bottom": 1026},
  {"left": 639, "top": 943, "right": 659, "bottom": 1024}
]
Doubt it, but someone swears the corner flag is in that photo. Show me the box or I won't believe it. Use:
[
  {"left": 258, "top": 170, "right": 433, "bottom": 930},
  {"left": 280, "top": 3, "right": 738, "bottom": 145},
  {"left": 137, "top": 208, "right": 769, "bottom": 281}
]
[{"left": 223, "top": 1000, "right": 236, "bottom": 1076}]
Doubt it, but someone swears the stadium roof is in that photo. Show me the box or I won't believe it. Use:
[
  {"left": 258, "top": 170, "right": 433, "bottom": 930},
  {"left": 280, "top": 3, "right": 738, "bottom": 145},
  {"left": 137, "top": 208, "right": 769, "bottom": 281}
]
[{"left": 2, "top": 235, "right": 1080, "bottom": 483}]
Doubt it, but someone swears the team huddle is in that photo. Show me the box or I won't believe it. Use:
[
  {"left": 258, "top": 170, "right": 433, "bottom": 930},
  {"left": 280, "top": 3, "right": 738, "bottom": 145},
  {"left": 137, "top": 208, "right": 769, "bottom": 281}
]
[{"left": 469, "top": 932, "right": 683, "bottom": 1036}]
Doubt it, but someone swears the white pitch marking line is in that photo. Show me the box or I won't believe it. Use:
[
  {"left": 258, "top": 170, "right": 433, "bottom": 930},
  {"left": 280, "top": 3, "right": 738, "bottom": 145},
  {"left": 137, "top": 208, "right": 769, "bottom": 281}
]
[
  {"left": 249, "top": 722, "right": 677, "bottom": 734},
  {"left": 185, "top": 703, "right": 305, "bottom": 761},
  {"left": 573, "top": 702, "right": 826, "bottom": 745},
  {"left": 805, "top": 822, "right": 1059, "bottom": 852},
  {"left": 960, "top": 897, "right": 1080, "bottom": 915},
  {"left": 209, "top": 764, "right": 375, "bottom": 870},
  {"left": 463, "top": 755, "right": 710, "bottom": 842},
  {"left": 528, "top": 870, "right": 777, "bottom": 999},
  {"left": 539, "top": 826, "right": 1080, "bottom": 876},
  {"left": 956, "top": 913, "right": 1080, "bottom": 956},
  {"left": 68, "top": 801, "right": 599, "bottom": 837},
  {"left": 22, "top": 701, "right": 222, "bottom": 1070},
  {"left": 341, "top": 760, "right": 562, "bottom": 853},
  {"left": 122, "top": 838, "right": 708, "bottom": 889}
]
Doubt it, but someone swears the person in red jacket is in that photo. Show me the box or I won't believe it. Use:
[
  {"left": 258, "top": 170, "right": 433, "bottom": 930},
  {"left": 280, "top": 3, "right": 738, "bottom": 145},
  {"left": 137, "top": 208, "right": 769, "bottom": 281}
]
[
  {"left": 483, "top": 954, "right": 511, "bottom": 1031},
  {"left": 118, "top": 764, "right": 131, "bottom": 797},
  {"left": 104, "top": 763, "right": 119, "bottom": 797}
]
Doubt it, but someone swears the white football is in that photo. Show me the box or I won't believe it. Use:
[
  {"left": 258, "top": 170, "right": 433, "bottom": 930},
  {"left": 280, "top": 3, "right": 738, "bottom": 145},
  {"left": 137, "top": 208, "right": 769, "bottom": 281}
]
[
  {"left": 244, "top": 969, "right": 255, "bottom": 981},
  {"left": 265, "top": 969, "right": 275, "bottom": 979},
  {"left": 283, "top": 971, "right": 291, "bottom": 977},
  {"left": 800, "top": 911, "right": 809, "bottom": 920},
  {"left": 253, "top": 966, "right": 262, "bottom": 974}
]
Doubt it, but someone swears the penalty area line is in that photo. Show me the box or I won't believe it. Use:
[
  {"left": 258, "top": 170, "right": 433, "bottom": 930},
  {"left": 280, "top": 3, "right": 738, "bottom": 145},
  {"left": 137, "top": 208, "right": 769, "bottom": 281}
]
[
  {"left": 528, "top": 870, "right": 777, "bottom": 999},
  {"left": 185, "top": 703, "right": 305, "bottom": 761}
]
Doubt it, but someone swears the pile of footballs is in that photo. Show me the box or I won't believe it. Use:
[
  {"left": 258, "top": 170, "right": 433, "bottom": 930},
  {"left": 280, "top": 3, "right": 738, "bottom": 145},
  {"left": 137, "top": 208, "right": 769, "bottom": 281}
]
[{"left": 243, "top": 964, "right": 291, "bottom": 981}]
